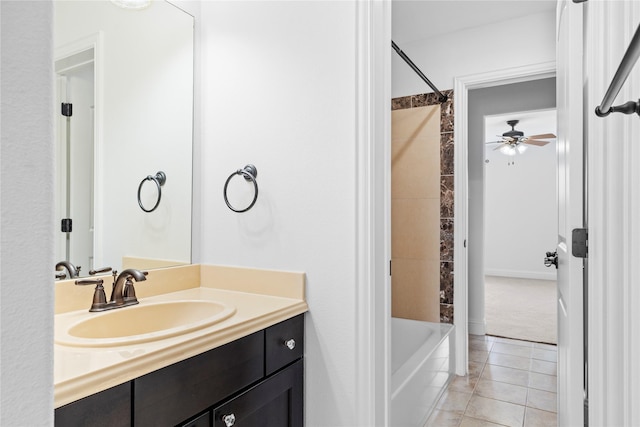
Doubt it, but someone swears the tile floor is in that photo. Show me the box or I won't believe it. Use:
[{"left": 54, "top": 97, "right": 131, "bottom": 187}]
[{"left": 425, "top": 334, "right": 558, "bottom": 427}]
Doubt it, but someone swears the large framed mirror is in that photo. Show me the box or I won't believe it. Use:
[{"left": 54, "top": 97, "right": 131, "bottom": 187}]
[{"left": 54, "top": 0, "right": 194, "bottom": 278}]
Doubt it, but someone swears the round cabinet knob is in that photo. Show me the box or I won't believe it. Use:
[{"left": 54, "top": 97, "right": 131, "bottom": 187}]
[
  {"left": 222, "top": 413, "right": 236, "bottom": 427},
  {"left": 285, "top": 339, "right": 296, "bottom": 350}
]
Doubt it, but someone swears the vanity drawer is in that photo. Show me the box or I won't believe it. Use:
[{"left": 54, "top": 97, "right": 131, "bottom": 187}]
[
  {"left": 134, "top": 331, "right": 264, "bottom": 426},
  {"left": 265, "top": 314, "right": 304, "bottom": 375}
]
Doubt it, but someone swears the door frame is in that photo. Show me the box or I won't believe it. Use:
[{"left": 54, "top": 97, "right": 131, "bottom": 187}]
[
  {"left": 54, "top": 32, "right": 104, "bottom": 268},
  {"left": 452, "top": 61, "right": 556, "bottom": 374}
]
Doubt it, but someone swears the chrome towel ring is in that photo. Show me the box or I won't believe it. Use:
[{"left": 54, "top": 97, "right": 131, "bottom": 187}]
[
  {"left": 138, "top": 171, "right": 166, "bottom": 213},
  {"left": 224, "top": 164, "right": 258, "bottom": 213}
]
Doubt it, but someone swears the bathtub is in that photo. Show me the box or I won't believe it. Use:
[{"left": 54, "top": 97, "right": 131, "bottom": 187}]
[{"left": 391, "top": 317, "right": 455, "bottom": 427}]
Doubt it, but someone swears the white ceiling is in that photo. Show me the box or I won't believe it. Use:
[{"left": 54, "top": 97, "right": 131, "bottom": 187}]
[{"left": 392, "top": 0, "right": 557, "bottom": 44}]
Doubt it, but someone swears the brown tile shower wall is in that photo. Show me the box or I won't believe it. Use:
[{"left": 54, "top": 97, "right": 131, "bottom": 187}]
[{"left": 392, "top": 90, "right": 454, "bottom": 324}]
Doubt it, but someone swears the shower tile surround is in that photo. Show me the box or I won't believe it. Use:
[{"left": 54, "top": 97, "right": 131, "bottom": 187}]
[{"left": 392, "top": 90, "right": 454, "bottom": 324}]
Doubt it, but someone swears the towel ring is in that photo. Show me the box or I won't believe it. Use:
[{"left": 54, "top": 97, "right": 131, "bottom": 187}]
[
  {"left": 224, "top": 165, "right": 258, "bottom": 213},
  {"left": 138, "top": 171, "right": 166, "bottom": 213}
]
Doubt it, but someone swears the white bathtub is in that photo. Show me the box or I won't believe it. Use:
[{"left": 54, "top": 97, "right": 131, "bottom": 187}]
[{"left": 391, "top": 317, "right": 455, "bottom": 427}]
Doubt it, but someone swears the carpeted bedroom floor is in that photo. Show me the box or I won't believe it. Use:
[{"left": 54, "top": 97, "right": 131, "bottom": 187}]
[{"left": 484, "top": 275, "right": 557, "bottom": 345}]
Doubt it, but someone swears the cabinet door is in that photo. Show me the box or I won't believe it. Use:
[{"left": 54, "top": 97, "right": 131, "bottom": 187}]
[
  {"left": 180, "top": 411, "right": 211, "bottom": 427},
  {"left": 134, "top": 331, "right": 264, "bottom": 426},
  {"left": 55, "top": 382, "right": 131, "bottom": 427},
  {"left": 213, "top": 359, "right": 303, "bottom": 427}
]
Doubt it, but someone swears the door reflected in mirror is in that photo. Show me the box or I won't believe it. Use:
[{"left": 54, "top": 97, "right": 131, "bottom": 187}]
[{"left": 54, "top": 0, "right": 193, "bottom": 278}]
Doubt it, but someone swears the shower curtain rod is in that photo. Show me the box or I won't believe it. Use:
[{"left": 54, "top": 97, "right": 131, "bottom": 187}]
[
  {"left": 595, "top": 23, "right": 640, "bottom": 117},
  {"left": 392, "top": 40, "right": 448, "bottom": 102}
]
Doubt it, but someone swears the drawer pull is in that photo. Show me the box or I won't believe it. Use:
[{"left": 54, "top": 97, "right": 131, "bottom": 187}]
[
  {"left": 285, "top": 339, "right": 296, "bottom": 350},
  {"left": 222, "top": 413, "right": 236, "bottom": 427}
]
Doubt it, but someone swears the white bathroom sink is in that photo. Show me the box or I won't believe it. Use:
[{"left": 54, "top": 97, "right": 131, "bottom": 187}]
[{"left": 55, "top": 300, "right": 236, "bottom": 348}]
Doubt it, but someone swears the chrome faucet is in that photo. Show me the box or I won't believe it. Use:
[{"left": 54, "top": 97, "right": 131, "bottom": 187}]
[
  {"left": 75, "top": 268, "right": 148, "bottom": 312},
  {"left": 56, "top": 261, "right": 80, "bottom": 279}
]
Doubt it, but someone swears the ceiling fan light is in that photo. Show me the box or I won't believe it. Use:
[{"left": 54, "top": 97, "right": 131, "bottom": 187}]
[
  {"left": 517, "top": 144, "right": 528, "bottom": 154},
  {"left": 500, "top": 145, "right": 516, "bottom": 156},
  {"left": 110, "top": 0, "right": 152, "bottom": 9}
]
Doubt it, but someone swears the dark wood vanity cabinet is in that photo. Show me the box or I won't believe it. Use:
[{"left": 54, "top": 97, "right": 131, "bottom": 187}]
[
  {"left": 55, "top": 314, "right": 304, "bottom": 427},
  {"left": 54, "top": 382, "right": 131, "bottom": 427},
  {"left": 212, "top": 359, "right": 303, "bottom": 427}
]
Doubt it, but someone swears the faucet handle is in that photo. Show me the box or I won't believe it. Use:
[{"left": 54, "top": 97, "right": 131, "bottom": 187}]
[
  {"left": 123, "top": 277, "right": 137, "bottom": 302},
  {"left": 75, "top": 279, "right": 108, "bottom": 312},
  {"left": 89, "top": 266, "right": 112, "bottom": 275}
]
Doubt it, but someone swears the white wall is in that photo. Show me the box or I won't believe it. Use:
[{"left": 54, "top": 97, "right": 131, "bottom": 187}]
[
  {"left": 199, "top": 2, "right": 361, "bottom": 425},
  {"left": 484, "top": 109, "right": 557, "bottom": 280},
  {"left": 392, "top": 10, "right": 556, "bottom": 97},
  {"left": 0, "top": 1, "right": 54, "bottom": 424}
]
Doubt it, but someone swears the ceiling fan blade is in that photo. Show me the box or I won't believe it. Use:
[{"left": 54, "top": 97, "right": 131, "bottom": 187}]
[
  {"left": 524, "top": 139, "right": 551, "bottom": 146},
  {"left": 526, "top": 133, "right": 556, "bottom": 139},
  {"left": 485, "top": 140, "right": 502, "bottom": 144},
  {"left": 493, "top": 145, "right": 504, "bottom": 151}
]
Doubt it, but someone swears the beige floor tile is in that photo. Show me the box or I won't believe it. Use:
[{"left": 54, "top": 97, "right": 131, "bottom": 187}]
[
  {"left": 464, "top": 395, "right": 525, "bottom": 427},
  {"left": 448, "top": 374, "right": 480, "bottom": 394},
  {"left": 528, "top": 372, "right": 557, "bottom": 393},
  {"left": 491, "top": 342, "right": 533, "bottom": 358},
  {"left": 474, "top": 378, "right": 528, "bottom": 406},
  {"left": 468, "top": 360, "right": 486, "bottom": 377},
  {"left": 469, "top": 349, "right": 490, "bottom": 363},
  {"left": 526, "top": 388, "right": 558, "bottom": 413},
  {"left": 492, "top": 336, "right": 534, "bottom": 348},
  {"left": 459, "top": 416, "right": 506, "bottom": 427},
  {"left": 531, "top": 348, "right": 557, "bottom": 363},
  {"left": 424, "top": 409, "right": 463, "bottom": 427},
  {"left": 524, "top": 407, "right": 557, "bottom": 427},
  {"left": 481, "top": 364, "right": 529, "bottom": 387},
  {"left": 436, "top": 389, "right": 473, "bottom": 414},
  {"left": 533, "top": 342, "right": 557, "bottom": 351},
  {"left": 470, "top": 334, "right": 496, "bottom": 342},
  {"left": 487, "top": 352, "right": 531, "bottom": 370},
  {"left": 530, "top": 359, "right": 557, "bottom": 376},
  {"left": 470, "top": 340, "right": 494, "bottom": 352}
]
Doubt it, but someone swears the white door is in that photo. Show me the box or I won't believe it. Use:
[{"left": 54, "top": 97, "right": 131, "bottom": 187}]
[
  {"left": 556, "top": 1, "right": 585, "bottom": 425},
  {"left": 55, "top": 61, "right": 95, "bottom": 273}
]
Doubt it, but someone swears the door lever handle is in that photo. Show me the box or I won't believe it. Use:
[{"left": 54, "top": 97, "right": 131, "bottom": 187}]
[{"left": 544, "top": 251, "right": 558, "bottom": 269}]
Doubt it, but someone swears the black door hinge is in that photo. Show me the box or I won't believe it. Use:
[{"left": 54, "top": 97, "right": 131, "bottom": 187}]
[
  {"left": 61, "top": 218, "right": 72, "bottom": 233},
  {"left": 572, "top": 228, "right": 588, "bottom": 258},
  {"left": 61, "top": 103, "right": 72, "bottom": 117}
]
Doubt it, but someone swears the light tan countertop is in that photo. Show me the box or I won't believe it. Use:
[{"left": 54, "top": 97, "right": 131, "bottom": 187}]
[{"left": 54, "top": 264, "right": 308, "bottom": 408}]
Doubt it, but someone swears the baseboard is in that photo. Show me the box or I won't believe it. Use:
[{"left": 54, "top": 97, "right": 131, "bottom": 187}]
[
  {"left": 485, "top": 269, "right": 557, "bottom": 281},
  {"left": 468, "top": 319, "right": 486, "bottom": 336}
]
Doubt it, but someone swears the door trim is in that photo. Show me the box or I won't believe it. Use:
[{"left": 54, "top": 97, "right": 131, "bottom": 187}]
[
  {"left": 452, "top": 61, "right": 556, "bottom": 375},
  {"left": 55, "top": 32, "right": 104, "bottom": 268},
  {"left": 355, "top": 0, "right": 391, "bottom": 425}
]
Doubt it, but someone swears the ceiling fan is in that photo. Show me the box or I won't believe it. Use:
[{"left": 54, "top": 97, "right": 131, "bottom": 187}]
[{"left": 486, "top": 119, "right": 556, "bottom": 155}]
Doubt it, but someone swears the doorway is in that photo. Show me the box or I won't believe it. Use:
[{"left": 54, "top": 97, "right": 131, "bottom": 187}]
[
  {"left": 465, "top": 77, "right": 557, "bottom": 342},
  {"left": 483, "top": 109, "right": 558, "bottom": 344},
  {"left": 55, "top": 48, "right": 96, "bottom": 272}
]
